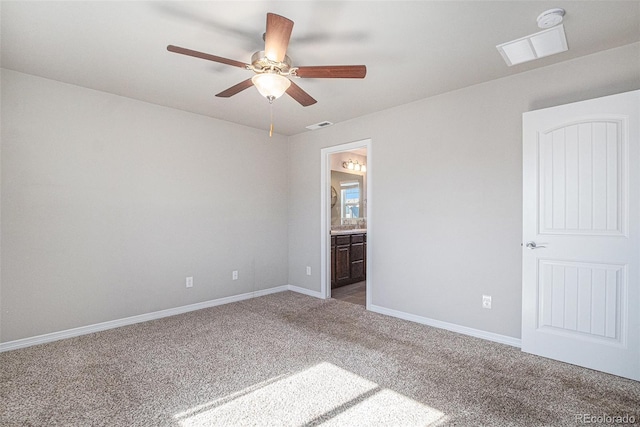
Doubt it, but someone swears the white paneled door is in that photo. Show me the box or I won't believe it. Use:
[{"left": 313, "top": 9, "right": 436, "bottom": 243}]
[{"left": 522, "top": 90, "right": 639, "bottom": 380}]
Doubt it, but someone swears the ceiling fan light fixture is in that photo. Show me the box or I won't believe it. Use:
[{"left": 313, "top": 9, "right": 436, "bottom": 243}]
[{"left": 251, "top": 73, "right": 291, "bottom": 101}]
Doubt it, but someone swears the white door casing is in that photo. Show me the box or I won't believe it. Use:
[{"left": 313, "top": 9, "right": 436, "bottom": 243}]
[
  {"left": 320, "top": 139, "right": 372, "bottom": 306},
  {"left": 522, "top": 90, "right": 639, "bottom": 380}
]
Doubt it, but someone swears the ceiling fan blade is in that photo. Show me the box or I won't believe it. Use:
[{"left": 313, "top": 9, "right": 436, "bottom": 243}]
[
  {"left": 167, "top": 45, "right": 248, "bottom": 69},
  {"left": 264, "top": 13, "right": 294, "bottom": 63},
  {"left": 286, "top": 80, "right": 317, "bottom": 107},
  {"left": 295, "top": 65, "right": 367, "bottom": 79},
  {"left": 215, "top": 78, "right": 254, "bottom": 98}
]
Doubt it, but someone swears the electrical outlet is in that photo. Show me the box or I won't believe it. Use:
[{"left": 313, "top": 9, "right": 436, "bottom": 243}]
[
  {"left": 306, "top": 266, "right": 311, "bottom": 276},
  {"left": 232, "top": 270, "right": 238, "bottom": 280},
  {"left": 186, "top": 277, "right": 193, "bottom": 288},
  {"left": 482, "top": 295, "right": 492, "bottom": 309}
]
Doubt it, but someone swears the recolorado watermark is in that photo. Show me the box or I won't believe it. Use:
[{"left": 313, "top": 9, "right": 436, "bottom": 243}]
[{"left": 575, "top": 413, "right": 637, "bottom": 424}]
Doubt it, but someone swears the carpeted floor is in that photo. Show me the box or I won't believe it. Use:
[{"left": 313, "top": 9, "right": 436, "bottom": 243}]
[{"left": 1, "top": 291, "right": 639, "bottom": 426}]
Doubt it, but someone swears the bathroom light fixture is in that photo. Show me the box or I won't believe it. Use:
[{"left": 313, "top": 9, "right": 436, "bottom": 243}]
[
  {"left": 342, "top": 159, "right": 366, "bottom": 172},
  {"left": 251, "top": 73, "right": 291, "bottom": 102},
  {"left": 496, "top": 24, "right": 568, "bottom": 66}
]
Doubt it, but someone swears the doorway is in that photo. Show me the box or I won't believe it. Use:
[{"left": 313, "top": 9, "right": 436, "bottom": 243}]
[{"left": 320, "top": 139, "right": 372, "bottom": 308}]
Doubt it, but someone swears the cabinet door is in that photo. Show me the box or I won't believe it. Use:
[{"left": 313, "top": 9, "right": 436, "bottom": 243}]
[
  {"left": 364, "top": 241, "right": 367, "bottom": 280},
  {"left": 351, "top": 242, "right": 364, "bottom": 261},
  {"left": 331, "top": 238, "right": 336, "bottom": 288},
  {"left": 351, "top": 259, "right": 365, "bottom": 281},
  {"left": 335, "top": 245, "right": 351, "bottom": 285},
  {"left": 350, "top": 240, "right": 365, "bottom": 281}
]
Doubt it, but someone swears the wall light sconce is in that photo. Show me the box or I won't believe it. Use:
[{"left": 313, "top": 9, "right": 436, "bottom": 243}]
[{"left": 342, "top": 159, "right": 366, "bottom": 172}]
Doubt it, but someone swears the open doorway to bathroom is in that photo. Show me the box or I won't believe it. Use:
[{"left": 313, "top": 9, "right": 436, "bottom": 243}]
[{"left": 320, "top": 139, "right": 371, "bottom": 308}]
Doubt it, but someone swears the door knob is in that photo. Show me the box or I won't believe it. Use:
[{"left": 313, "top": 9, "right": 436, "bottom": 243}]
[{"left": 525, "top": 241, "right": 546, "bottom": 249}]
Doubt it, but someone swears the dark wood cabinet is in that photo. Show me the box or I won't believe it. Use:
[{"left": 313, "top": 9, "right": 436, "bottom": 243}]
[
  {"left": 335, "top": 235, "right": 351, "bottom": 287},
  {"left": 364, "top": 234, "right": 367, "bottom": 282},
  {"left": 330, "top": 236, "right": 336, "bottom": 288},
  {"left": 351, "top": 246, "right": 365, "bottom": 282},
  {"left": 331, "top": 232, "right": 366, "bottom": 288}
]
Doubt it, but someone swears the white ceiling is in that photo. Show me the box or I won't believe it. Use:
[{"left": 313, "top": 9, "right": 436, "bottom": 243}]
[{"left": 2, "top": 1, "right": 639, "bottom": 136}]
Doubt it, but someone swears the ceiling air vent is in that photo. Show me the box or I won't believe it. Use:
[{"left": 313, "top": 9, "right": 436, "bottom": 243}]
[
  {"left": 496, "top": 9, "right": 568, "bottom": 67},
  {"left": 496, "top": 25, "right": 568, "bottom": 66},
  {"left": 306, "top": 121, "right": 334, "bottom": 130}
]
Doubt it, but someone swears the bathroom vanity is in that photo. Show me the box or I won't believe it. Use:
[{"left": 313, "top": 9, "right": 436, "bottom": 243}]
[{"left": 330, "top": 229, "right": 366, "bottom": 289}]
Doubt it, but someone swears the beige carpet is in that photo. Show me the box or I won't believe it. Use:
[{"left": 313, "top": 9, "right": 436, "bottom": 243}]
[{"left": 1, "top": 291, "right": 639, "bottom": 426}]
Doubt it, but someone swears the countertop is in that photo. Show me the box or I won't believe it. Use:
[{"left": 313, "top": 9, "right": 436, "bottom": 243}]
[{"left": 330, "top": 229, "right": 367, "bottom": 235}]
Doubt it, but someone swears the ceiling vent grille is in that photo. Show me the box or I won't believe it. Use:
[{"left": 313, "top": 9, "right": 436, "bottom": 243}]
[
  {"left": 306, "top": 121, "right": 334, "bottom": 130},
  {"left": 496, "top": 24, "right": 568, "bottom": 66}
]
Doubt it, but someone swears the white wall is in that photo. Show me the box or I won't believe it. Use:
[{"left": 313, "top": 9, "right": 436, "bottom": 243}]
[
  {"left": 1, "top": 70, "right": 289, "bottom": 342},
  {"left": 287, "top": 42, "right": 640, "bottom": 339}
]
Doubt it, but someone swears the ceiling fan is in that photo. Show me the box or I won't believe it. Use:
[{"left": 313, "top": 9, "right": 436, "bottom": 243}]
[{"left": 167, "top": 13, "right": 367, "bottom": 107}]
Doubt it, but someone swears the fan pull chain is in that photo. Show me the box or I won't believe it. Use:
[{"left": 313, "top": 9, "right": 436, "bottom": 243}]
[{"left": 269, "top": 100, "right": 274, "bottom": 138}]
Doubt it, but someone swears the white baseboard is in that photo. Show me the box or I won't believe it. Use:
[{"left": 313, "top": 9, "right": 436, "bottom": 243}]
[
  {"left": 368, "top": 304, "right": 521, "bottom": 348},
  {"left": 286, "top": 284, "right": 324, "bottom": 299},
  {"left": 0, "top": 285, "right": 290, "bottom": 353},
  {"left": 0, "top": 285, "right": 519, "bottom": 352},
  {"left": 286, "top": 285, "right": 520, "bottom": 347}
]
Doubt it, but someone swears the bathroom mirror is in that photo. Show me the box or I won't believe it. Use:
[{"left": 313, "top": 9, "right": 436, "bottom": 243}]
[{"left": 331, "top": 171, "right": 365, "bottom": 226}]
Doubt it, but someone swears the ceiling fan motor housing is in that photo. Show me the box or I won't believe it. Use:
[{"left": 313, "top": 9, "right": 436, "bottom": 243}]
[{"left": 249, "top": 51, "right": 294, "bottom": 75}]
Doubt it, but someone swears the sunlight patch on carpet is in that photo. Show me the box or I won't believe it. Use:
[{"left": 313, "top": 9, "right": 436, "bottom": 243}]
[
  {"left": 320, "top": 388, "right": 447, "bottom": 426},
  {"left": 174, "top": 362, "right": 447, "bottom": 426}
]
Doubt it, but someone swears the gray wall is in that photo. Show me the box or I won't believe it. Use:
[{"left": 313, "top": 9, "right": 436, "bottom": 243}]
[
  {"left": 287, "top": 43, "right": 640, "bottom": 339},
  {"left": 1, "top": 70, "right": 289, "bottom": 342},
  {"left": 2, "top": 43, "right": 639, "bottom": 344}
]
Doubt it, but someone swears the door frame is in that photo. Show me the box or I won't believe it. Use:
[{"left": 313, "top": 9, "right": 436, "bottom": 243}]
[{"left": 320, "top": 138, "right": 372, "bottom": 307}]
